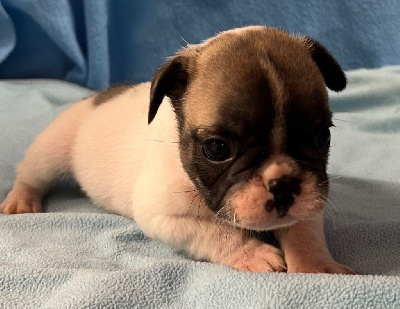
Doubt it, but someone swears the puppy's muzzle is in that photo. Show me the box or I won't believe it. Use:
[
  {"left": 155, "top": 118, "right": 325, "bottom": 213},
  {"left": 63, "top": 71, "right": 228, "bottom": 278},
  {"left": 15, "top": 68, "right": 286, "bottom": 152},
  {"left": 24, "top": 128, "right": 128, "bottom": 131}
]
[{"left": 266, "top": 175, "right": 301, "bottom": 218}]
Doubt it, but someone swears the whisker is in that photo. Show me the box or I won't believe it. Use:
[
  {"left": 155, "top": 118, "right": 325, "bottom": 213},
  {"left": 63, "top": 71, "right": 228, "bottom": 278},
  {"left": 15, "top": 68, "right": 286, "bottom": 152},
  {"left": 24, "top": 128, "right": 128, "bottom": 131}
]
[
  {"left": 186, "top": 193, "right": 200, "bottom": 217},
  {"left": 322, "top": 204, "right": 337, "bottom": 223},
  {"left": 326, "top": 194, "right": 343, "bottom": 211},
  {"left": 316, "top": 192, "right": 339, "bottom": 214},
  {"left": 328, "top": 175, "right": 342, "bottom": 182},
  {"left": 214, "top": 208, "right": 225, "bottom": 223},
  {"left": 214, "top": 203, "right": 232, "bottom": 227},
  {"left": 147, "top": 139, "right": 179, "bottom": 144},
  {"left": 240, "top": 225, "right": 245, "bottom": 238},
  {"left": 173, "top": 189, "right": 198, "bottom": 194},
  {"left": 197, "top": 196, "right": 203, "bottom": 217},
  {"left": 248, "top": 229, "right": 257, "bottom": 239},
  {"left": 332, "top": 117, "right": 354, "bottom": 124},
  {"left": 315, "top": 192, "right": 328, "bottom": 202},
  {"left": 212, "top": 212, "right": 226, "bottom": 233},
  {"left": 317, "top": 198, "right": 334, "bottom": 220},
  {"left": 316, "top": 175, "right": 342, "bottom": 189},
  {"left": 317, "top": 180, "right": 330, "bottom": 187},
  {"left": 181, "top": 37, "right": 190, "bottom": 46},
  {"left": 331, "top": 125, "right": 346, "bottom": 130}
]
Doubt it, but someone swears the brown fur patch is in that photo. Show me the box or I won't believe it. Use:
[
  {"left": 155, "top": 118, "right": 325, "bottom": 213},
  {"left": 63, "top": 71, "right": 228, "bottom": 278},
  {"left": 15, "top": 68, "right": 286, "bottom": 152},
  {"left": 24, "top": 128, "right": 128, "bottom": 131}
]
[{"left": 93, "top": 85, "right": 134, "bottom": 106}]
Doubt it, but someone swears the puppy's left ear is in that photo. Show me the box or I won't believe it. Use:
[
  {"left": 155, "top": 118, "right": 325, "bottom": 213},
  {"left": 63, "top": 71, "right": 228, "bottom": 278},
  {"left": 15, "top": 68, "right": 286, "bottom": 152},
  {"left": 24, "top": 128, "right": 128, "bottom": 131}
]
[
  {"left": 148, "top": 54, "right": 190, "bottom": 124},
  {"left": 301, "top": 37, "right": 347, "bottom": 92}
]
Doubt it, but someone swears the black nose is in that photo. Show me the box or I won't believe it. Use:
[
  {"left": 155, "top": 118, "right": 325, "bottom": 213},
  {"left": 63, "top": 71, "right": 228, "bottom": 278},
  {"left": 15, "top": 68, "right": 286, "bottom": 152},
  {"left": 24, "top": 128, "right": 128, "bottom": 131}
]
[{"left": 267, "top": 175, "right": 301, "bottom": 217}]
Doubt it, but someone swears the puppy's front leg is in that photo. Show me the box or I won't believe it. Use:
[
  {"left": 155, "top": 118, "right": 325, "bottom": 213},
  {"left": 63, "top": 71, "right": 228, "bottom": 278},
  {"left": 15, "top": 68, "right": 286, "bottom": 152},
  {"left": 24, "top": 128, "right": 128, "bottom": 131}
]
[
  {"left": 140, "top": 215, "right": 286, "bottom": 272},
  {"left": 276, "top": 213, "right": 355, "bottom": 274}
]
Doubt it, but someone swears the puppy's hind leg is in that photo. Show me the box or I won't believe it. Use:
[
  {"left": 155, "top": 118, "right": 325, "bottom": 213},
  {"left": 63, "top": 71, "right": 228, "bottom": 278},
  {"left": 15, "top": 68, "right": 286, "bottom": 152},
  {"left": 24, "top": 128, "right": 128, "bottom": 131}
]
[{"left": 1, "top": 98, "right": 95, "bottom": 214}]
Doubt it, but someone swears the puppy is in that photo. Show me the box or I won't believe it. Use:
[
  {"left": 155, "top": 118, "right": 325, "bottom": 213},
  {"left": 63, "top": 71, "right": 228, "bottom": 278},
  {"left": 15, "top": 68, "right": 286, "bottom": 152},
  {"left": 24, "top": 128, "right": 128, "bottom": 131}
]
[{"left": 1, "top": 26, "right": 354, "bottom": 274}]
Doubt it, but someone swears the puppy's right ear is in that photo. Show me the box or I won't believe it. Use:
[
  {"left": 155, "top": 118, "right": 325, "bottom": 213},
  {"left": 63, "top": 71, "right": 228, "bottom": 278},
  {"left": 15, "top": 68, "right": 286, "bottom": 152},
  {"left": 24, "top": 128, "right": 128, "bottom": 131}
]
[{"left": 148, "top": 55, "right": 190, "bottom": 124}]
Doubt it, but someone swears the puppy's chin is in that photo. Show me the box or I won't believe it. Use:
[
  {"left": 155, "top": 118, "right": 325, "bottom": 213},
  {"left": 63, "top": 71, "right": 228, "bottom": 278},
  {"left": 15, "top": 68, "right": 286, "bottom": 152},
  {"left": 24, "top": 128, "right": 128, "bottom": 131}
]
[
  {"left": 231, "top": 213, "right": 299, "bottom": 231},
  {"left": 219, "top": 199, "right": 323, "bottom": 231}
]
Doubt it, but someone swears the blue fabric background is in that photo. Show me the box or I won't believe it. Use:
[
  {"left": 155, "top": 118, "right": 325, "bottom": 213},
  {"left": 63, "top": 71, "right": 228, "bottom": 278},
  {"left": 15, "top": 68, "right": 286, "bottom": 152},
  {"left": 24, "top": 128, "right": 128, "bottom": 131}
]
[{"left": 0, "top": 0, "right": 400, "bottom": 90}]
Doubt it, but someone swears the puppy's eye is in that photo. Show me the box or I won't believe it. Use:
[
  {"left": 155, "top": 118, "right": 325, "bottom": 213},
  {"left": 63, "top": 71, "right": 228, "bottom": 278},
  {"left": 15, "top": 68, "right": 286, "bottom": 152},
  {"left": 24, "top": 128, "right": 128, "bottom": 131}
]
[
  {"left": 316, "top": 127, "right": 331, "bottom": 148},
  {"left": 203, "top": 139, "right": 230, "bottom": 162}
]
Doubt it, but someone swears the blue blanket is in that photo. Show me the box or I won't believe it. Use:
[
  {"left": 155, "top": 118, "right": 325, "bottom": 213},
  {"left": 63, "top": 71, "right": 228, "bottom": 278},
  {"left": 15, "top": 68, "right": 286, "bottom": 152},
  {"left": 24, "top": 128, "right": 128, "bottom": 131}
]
[
  {"left": 0, "top": 65, "right": 399, "bottom": 307},
  {"left": 1, "top": 0, "right": 400, "bottom": 89}
]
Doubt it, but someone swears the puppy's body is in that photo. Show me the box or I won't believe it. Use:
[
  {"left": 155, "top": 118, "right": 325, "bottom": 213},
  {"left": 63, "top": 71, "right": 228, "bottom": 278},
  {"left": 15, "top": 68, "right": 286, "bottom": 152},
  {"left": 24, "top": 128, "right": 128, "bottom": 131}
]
[{"left": 1, "top": 26, "right": 354, "bottom": 274}]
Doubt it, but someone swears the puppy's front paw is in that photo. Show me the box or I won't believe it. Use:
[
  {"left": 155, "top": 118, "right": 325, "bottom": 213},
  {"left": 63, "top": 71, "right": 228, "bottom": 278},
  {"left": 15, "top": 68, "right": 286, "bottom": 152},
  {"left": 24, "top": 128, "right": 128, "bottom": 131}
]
[
  {"left": 221, "top": 239, "right": 286, "bottom": 273},
  {"left": 0, "top": 187, "right": 42, "bottom": 214},
  {"left": 287, "top": 258, "right": 355, "bottom": 274}
]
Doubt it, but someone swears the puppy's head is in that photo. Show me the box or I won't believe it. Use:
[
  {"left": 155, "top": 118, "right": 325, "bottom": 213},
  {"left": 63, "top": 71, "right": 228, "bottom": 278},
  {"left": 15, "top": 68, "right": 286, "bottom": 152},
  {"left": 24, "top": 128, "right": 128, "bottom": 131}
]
[{"left": 148, "top": 26, "right": 346, "bottom": 231}]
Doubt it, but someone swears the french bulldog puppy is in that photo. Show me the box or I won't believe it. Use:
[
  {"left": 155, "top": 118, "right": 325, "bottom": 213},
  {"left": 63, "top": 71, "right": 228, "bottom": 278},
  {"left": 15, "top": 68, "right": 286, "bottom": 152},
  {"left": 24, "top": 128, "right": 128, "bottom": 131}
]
[{"left": 1, "top": 26, "right": 355, "bottom": 274}]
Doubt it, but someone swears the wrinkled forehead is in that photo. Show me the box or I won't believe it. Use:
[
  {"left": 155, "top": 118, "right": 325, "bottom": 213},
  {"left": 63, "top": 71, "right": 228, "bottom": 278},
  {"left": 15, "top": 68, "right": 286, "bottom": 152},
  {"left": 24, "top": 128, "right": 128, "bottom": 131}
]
[
  {"left": 183, "top": 56, "right": 331, "bottom": 138},
  {"left": 184, "top": 44, "right": 270, "bottom": 124}
]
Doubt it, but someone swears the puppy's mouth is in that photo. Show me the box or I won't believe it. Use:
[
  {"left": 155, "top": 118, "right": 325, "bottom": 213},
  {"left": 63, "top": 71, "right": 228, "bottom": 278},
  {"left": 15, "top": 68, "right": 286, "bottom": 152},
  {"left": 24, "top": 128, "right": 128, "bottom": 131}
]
[
  {"left": 218, "top": 169, "right": 327, "bottom": 231},
  {"left": 217, "top": 206, "right": 299, "bottom": 231}
]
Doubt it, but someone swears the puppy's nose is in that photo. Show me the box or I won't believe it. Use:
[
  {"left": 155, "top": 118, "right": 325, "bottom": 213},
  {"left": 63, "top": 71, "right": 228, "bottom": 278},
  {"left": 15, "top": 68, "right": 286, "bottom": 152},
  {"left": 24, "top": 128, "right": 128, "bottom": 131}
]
[
  {"left": 268, "top": 177, "right": 294, "bottom": 206},
  {"left": 267, "top": 176, "right": 301, "bottom": 217}
]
